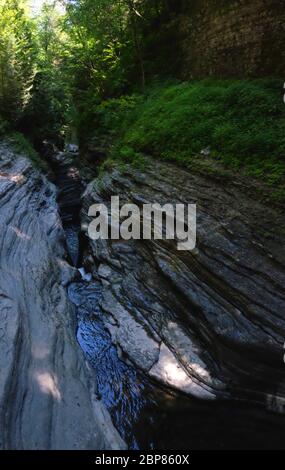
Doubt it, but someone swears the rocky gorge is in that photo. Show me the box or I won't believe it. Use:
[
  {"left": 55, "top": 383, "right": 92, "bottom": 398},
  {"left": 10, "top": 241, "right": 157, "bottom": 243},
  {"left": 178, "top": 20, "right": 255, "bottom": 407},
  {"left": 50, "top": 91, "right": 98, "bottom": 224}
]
[{"left": 1, "top": 142, "right": 285, "bottom": 450}]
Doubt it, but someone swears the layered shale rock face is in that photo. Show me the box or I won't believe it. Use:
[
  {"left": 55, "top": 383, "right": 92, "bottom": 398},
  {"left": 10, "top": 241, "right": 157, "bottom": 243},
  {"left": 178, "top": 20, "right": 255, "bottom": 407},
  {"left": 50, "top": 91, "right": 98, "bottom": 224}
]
[
  {"left": 0, "top": 143, "right": 125, "bottom": 450},
  {"left": 82, "top": 159, "right": 285, "bottom": 410}
]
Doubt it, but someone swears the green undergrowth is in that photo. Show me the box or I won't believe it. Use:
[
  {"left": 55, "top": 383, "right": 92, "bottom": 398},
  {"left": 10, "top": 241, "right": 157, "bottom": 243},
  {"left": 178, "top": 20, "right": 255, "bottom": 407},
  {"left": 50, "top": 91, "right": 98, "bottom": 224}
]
[
  {"left": 6, "top": 132, "right": 48, "bottom": 171},
  {"left": 80, "top": 79, "right": 285, "bottom": 203}
]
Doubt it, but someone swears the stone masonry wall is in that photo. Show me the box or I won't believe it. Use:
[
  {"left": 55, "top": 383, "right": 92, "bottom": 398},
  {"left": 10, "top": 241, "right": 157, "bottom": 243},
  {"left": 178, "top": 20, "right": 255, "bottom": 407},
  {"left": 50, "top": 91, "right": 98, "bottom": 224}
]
[{"left": 178, "top": 0, "right": 285, "bottom": 78}]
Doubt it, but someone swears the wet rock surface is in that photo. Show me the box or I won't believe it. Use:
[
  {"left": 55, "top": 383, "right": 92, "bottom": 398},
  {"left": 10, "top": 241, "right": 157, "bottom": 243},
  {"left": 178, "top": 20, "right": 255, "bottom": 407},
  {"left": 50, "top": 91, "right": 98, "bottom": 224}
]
[
  {"left": 0, "top": 143, "right": 125, "bottom": 450},
  {"left": 36, "top": 149, "right": 285, "bottom": 449},
  {"left": 82, "top": 159, "right": 285, "bottom": 409}
]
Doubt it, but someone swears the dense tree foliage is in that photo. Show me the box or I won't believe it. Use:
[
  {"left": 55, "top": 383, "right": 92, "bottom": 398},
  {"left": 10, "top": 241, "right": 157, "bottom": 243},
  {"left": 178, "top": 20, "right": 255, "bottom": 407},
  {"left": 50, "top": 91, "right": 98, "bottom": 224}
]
[
  {"left": 20, "top": 1, "right": 69, "bottom": 147},
  {"left": 0, "top": 0, "right": 284, "bottom": 202},
  {"left": 59, "top": 0, "right": 180, "bottom": 146},
  {"left": 0, "top": 0, "right": 36, "bottom": 126},
  {"left": 0, "top": 0, "right": 176, "bottom": 144}
]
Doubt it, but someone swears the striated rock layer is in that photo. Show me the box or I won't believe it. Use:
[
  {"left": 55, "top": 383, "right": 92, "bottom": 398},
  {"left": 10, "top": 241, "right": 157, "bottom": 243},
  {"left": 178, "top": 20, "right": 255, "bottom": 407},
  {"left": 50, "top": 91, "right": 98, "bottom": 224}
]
[
  {"left": 0, "top": 143, "right": 125, "bottom": 450},
  {"left": 82, "top": 159, "right": 285, "bottom": 411}
]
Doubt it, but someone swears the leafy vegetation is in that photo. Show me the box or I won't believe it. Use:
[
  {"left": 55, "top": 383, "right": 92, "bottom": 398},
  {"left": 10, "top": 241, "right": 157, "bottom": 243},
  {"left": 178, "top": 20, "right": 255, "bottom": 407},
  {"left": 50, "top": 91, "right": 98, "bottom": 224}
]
[
  {"left": 6, "top": 132, "right": 47, "bottom": 170},
  {"left": 0, "top": 0, "right": 36, "bottom": 124},
  {"left": 0, "top": 1, "right": 284, "bottom": 202},
  {"left": 0, "top": 0, "right": 169, "bottom": 146},
  {"left": 82, "top": 80, "right": 285, "bottom": 194}
]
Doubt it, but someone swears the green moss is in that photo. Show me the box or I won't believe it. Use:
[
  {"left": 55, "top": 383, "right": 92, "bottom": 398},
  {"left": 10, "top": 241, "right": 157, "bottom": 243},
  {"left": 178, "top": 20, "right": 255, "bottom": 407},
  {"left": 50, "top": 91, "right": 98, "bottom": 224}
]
[{"left": 7, "top": 132, "right": 48, "bottom": 171}]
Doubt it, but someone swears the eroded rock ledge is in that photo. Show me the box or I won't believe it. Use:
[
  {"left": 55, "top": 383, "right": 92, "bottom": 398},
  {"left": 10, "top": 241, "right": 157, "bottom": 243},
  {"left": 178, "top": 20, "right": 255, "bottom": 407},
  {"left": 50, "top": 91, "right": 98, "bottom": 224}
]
[
  {"left": 0, "top": 143, "right": 125, "bottom": 450},
  {"left": 82, "top": 159, "right": 285, "bottom": 411}
]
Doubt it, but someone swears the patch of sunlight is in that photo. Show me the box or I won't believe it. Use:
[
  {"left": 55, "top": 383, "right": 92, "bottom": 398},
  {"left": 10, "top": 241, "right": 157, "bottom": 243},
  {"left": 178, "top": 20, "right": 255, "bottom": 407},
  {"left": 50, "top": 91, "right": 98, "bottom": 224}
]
[
  {"left": 150, "top": 343, "right": 214, "bottom": 399},
  {"left": 163, "top": 360, "right": 191, "bottom": 388},
  {"left": 0, "top": 172, "right": 25, "bottom": 183},
  {"left": 167, "top": 320, "right": 211, "bottom": 380},
  {"left": 189, "top": 362, "right": 211, "bottom": 380},
  {"left": 29, "top": 0, "right": 65, "bottom": 15},
  {"left": 67, "top": 166, "right": 80, "bottom": 179},
  {"left": 10, "top": 226, "right": 31, "bottom": 240},
  {"left": 35, "top": 372, "right": 61, "bottom": 401}
]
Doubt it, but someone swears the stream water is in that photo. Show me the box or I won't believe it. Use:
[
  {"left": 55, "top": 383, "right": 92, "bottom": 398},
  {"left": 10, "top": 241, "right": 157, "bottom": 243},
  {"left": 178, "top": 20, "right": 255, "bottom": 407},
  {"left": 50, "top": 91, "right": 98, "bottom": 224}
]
[{"left": 53, "top": 152, "right": 285, "bottom": 450}]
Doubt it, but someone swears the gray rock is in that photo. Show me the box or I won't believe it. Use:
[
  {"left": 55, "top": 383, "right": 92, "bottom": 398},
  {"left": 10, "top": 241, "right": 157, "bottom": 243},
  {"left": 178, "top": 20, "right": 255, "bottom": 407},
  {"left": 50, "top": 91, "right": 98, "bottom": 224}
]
[
  {"left": 149, "top": 343, "right": 215, "bottom": 399},
  {"left": 100, "top": 290, "right": 160, "bottom": 371},
  {"left": 0, "top": 143, "right": 125, "bottom": 450},
  {"left": 200, "top": 147, "right": 211, "bottom": 156},
  {"left": 82, "top": 157, "right": 285, "bottom": 409}
]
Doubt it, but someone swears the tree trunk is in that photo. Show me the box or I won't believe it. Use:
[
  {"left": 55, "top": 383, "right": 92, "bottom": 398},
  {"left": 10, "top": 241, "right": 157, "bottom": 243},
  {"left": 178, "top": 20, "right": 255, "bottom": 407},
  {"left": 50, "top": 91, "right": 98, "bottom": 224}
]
[{"left": 126, "top": 0, "right": 146, "bottom": 91}]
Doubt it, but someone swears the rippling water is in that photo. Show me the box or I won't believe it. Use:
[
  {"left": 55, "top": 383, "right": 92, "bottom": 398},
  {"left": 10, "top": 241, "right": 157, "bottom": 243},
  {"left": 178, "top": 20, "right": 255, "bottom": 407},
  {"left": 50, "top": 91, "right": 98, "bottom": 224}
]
[
  {"left": 68, "top": 281, "right": 154, "bottom": 449},
  {"left": 67, "top": 278, "right": 285, "bottom": 450},
  {"left": 56, "top": 157, "right": 285, "bottom": 450}
]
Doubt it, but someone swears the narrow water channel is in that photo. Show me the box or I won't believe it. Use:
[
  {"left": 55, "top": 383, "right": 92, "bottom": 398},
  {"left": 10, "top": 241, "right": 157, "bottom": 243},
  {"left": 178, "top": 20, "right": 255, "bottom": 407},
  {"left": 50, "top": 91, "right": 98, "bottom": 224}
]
[{"left": 52, "top": 150, "right": 285, "bottom": 450}]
